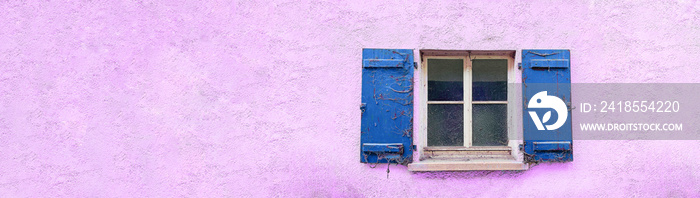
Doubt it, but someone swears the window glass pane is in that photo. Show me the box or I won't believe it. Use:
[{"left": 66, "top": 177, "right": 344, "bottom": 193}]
[
  {"left": 428, "top": 59, "right": 463, "bottom": 101},
  {"left": 472, "top": 59, "right": 507, "bottom": 101},
  {"left": 428, "top": 104, "right": 463, "bottom": 146},
  {"left": 472, "top": 104, "right": 508, "bottom": 146}
]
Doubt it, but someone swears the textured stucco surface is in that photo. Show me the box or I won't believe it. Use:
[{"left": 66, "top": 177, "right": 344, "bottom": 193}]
[{"left": 1, "top": 0, "right": 700, "bottom": 197}]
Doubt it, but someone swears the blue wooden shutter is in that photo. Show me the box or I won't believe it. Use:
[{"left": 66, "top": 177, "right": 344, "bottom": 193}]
[
  {"left": 360, "top": 49, "right": 414, "bottom": 164},
  {"left": 522, "top": 49, "right": 573, "bottom": 162}
]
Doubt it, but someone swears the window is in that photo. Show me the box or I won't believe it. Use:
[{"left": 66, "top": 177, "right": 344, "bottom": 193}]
[
  {"left": 411, "top": 50, "right": 524, "bottom": 171},
  {"left": 424, "top": 55, "right": 510, "bottom": 147},
  {"left": 360, "top": 49, "right": 572, "bottom": 171}
]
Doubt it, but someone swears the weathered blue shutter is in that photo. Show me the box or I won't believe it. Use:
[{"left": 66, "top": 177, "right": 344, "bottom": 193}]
[
  {"left": 522, "top": 49, "right": 573, "bottom": 162},
  {"left": 360, "top": 49, "right": 414, "bottom": 164}
]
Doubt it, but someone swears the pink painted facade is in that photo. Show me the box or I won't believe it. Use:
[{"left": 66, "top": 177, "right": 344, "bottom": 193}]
[{"left": 1, "top": 0, "right": 699, "bottom": 197}]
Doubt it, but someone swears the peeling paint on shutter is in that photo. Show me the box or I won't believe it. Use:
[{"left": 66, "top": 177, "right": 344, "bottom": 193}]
[
  {"left": 522, "top": 49, "right": 573, "bottom": 162},
  {"left": 360, "top": 48, "right": 414, "bottom": 164}
]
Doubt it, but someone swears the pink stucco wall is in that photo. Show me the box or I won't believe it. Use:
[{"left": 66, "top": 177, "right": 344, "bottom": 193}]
[{"left": 1, "top": 0, "right": 699, "bottom": 197}]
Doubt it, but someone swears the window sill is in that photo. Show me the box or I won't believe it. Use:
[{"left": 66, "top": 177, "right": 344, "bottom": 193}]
[
  {"left": 411, "top": 146, "right": 527, "bottom": 171},
  {"left": 407, "top": 159, "right": 528, "bottom": 171},
  {"left": 422, "top": 146, "right": 513, "bottom": 159}
]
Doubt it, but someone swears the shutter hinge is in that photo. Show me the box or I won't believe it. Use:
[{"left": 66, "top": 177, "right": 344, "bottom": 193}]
[
  {"left": 529, "top": 51, "right": 559, "bottom": 57},
  {"left": 414, "top": 61, "right": 418, "bottom": 69},
  {"left": 360, "top": 103, "right": 366, "bottom": 115},
  {"left": 567, "top": 102, "right": 575, "bottom": 111},
  {"left": 518, "top": 63, "right": 522, "bottom": 70}
]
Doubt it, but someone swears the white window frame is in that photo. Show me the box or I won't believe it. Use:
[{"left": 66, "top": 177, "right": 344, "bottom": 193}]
[{"left": 418, "top": 50, "right": 519, "bottom": 161}]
